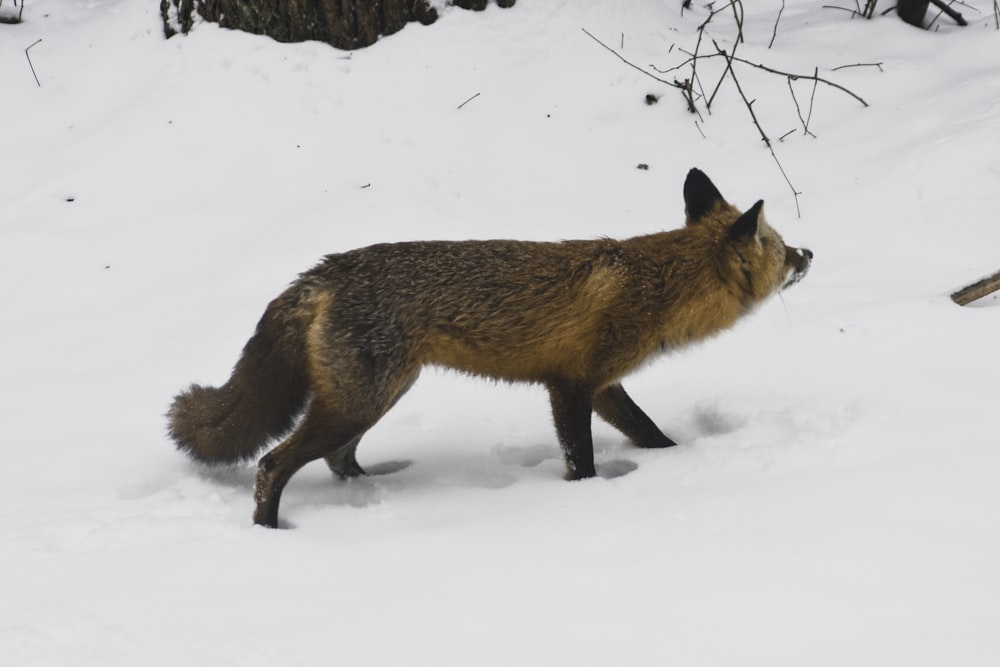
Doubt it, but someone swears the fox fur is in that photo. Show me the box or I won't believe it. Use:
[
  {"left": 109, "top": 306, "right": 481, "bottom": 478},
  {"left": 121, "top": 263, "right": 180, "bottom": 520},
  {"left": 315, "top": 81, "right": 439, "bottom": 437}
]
[{"left": 168, "top": 168, "right": 812, "bottom": 527}]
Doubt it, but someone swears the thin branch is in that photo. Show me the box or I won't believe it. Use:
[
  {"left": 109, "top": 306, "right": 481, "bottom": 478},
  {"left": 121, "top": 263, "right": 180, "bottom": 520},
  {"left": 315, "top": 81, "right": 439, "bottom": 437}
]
[
  {"left": 822, "top": 4, "right": 863, "bottom": 17},
  {"left": 457, "top": 92, "right": 480, "bottom": 110},
  {"left": 787, "top": 77, "right": 817, "bottom": 138},
  {"left": 715, "top": 41, "right": 801, "bottom": 217},
  {"left": 689, "top": 72, "right": 707, "bottom": 121},
  {"left": 805, "top": 66, "right": 819, "bottom": 133},
  {"left": 730, "top": 0, "right": 746, "bottom": 43},
  {"left": 656, "top": 53, "right": 697, "bottom": 75},
  {"left": 699, "top": 1, "right": 744, "bottom": 111},
  {"left": 685, "top": 3, "right": 737, "bottom": 114},
  {"left": 652, "top": 52, "right": 869, "bottom": 108},
  {"left": 25, "top": 38, "right": 42, "bottom": 87},
  {"left": 769, "top": 0, "right": 785, "bottom": 49},
  {"left": 744, "top": 56, "right": 868, "bottom": 107},
  {"left": 690, "top": 11, "right": 726, "bottom": 118},
  {"left": 727, "top": 53, "right": 866, "bottom": 107},
  {"left": 706, "top": 54, "right": 735, "bottom": 110},
  {"left": 582, "top": 28, "right": 704, "bottom": 113},
  {"left": 832, "top": 62, "right": 885, "bottom": 72},
  {"left": 581, "top": 27, "right": 682, "bottom": 90}
]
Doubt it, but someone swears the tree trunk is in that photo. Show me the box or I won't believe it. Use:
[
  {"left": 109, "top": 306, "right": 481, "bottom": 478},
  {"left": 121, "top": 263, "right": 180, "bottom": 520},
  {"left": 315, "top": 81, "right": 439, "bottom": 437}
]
[
  {"left": 161, "top": 0, "right": 515, "bottom": 50},
  {"left": 897, "top": 0, "right": 930, "bottom": 27},
  {"left": 897, "top": 0, "right": 968, "bottom": 28}
]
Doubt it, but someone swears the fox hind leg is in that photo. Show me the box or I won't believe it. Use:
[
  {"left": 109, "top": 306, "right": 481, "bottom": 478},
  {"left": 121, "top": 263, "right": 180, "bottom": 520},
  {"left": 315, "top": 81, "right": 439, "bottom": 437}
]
[
  {"left": 322, "top": 371, "right": 418, "bottom": 480},
  {"left": 593, "top": 383, "right": 677, "bottom": 449},
  {"left": 324, "top": 435, "right": 365, "bottom": 479},
  {"left": 254, "top": 404, "right": 373, "bottom": 528}
]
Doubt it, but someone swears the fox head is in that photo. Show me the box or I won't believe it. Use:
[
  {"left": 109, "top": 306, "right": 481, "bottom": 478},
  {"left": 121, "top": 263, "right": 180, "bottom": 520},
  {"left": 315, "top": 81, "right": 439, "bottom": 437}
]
[{"left": 683, "top": 168, "right": 812, "bottom": 300}]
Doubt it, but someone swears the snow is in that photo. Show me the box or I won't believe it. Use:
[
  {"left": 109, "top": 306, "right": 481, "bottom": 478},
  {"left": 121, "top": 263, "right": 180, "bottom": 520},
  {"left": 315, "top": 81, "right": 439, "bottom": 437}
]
[{"left": 2, "top": 1, "right": 999, "bottom": 665}]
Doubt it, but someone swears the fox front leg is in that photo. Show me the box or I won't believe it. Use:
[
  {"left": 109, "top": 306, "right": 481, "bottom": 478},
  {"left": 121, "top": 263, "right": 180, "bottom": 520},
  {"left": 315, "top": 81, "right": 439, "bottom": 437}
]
[
  {"left": 547, "top": 382, "right": 597, "bottom": 480},
  {"left": 593, "top": 383, "right": 678, "bottom": 449}
]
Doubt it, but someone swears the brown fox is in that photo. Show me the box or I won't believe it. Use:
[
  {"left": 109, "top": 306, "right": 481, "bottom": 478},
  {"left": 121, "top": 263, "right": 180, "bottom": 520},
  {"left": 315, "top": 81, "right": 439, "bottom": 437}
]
[{"left": 168, "top": 169, "right": 811, "bottom": 527}]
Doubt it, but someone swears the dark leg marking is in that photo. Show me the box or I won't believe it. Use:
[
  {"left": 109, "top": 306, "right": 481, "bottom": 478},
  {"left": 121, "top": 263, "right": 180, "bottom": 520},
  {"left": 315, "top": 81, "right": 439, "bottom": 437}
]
[
  {"left": 253, "top": 406, "right": 370, "bottom": 528},
  {"left": 547, "top": 382, "right": 597, "bottom": 480},
  {"left": 593, "top": 383, "right": 678, "bottom": 449},
  {"left": 325, "top": 435, "right": 366, "bottom": 479}
]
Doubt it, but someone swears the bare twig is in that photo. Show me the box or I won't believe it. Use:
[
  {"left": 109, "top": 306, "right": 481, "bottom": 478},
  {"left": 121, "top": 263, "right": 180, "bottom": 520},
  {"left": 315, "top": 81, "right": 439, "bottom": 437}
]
[
  {"left": 689, "top": 73, "right": 707, "bottom": 121},
  {"left": 581, "top": 27, "right": 702, "bottom": 114},
  {"left": 688, "top": 1, "right": 748, "bottom": 112},
  {"left": 581, "top": 28, "right": 681, "bottom": 88},
  {"left": 652, "top": 52, "right": 869, "bottom": 108},
  {"left": 682, "top": 4, "right": 734, "bottom": 114},
  {"left": 457, "top": 92, "right": 480, "bottom": 110},
  {"left": 583, "top": 6, "right": 877, "bottom": 218},
  {"left": 805, "top": 66, "right": 819, "bottom": 133},
  {"left": 822, "top": 4, "right": 864, "bottom": 17},
  {"left": 25, "top": 38, "right": 42, "bottom": 87},
  {"left": 743, "top": 56, "right": 868, "bottom": 107},
  {"left": 730, "top": 0, "right": 746, "bottom": 43},
  {"left": 686, "top": 13, "right": 710, "bottom": 113},
  {"left": 715, "top": 41, "right": 801, "bottom": 217},
  {"left": 704, "top": 11, "right": 741, "bottom": 110},
  {"left": 706, "top": 53, "right": 735, "bottom": 110},
  {"left": 683, "top": 0, "right": 747, "bottom": 104},
  {"left": 787, "top": 77, "right": 817, "bottom": 138},
  {"left": 832, "top": 62, "right": 885, "bottom": 72},
  {"left": 728, "top": 54, "right": 868, "bottom": 107},
  {"left": 769, "top": 0, "right": 785, "bottom": 49}
]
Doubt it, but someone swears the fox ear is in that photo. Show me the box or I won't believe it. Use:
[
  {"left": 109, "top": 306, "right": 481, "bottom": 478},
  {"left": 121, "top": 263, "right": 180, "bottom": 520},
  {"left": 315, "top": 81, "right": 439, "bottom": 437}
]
[
  {"left": 684, "top": 168, "right": 726, "bottom": 222},
  {"left": 728, "top": 200, "right": 764, "bottom": 242}
]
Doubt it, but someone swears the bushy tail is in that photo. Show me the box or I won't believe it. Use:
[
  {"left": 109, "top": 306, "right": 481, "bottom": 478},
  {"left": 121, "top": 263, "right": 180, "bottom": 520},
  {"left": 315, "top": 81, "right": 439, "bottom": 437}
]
[{"left": 168, "top": 296, "right": 310, "bottom": 465}]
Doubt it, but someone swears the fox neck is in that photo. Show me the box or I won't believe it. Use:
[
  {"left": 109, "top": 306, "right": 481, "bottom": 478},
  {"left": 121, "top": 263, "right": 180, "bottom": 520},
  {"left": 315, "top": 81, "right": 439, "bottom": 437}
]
[{"left": 626, "top": 229, "right": 753, "bottom": 351}]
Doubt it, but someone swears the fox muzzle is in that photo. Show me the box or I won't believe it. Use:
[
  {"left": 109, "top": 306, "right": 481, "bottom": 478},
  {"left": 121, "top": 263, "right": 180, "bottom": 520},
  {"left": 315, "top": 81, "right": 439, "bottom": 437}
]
[{"left": 784, "top": 247, "right": 812, "bottom": 289}]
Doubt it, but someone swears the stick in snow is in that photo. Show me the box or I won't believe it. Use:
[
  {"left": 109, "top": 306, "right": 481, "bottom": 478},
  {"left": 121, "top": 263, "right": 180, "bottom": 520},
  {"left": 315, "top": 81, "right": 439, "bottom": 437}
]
[
  {"left": 951, "top": 269, "right": 1000, "bottom": 306},
  {"left": 26, "top": 39, "right": 42, "bottom": 87}
]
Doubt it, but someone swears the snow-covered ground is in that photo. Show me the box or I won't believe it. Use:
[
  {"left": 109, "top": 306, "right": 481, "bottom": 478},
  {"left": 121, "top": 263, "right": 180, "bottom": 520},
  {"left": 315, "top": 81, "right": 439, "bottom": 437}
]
[{"left": 3, "top": 1, "right": 999, "bottom": 665}]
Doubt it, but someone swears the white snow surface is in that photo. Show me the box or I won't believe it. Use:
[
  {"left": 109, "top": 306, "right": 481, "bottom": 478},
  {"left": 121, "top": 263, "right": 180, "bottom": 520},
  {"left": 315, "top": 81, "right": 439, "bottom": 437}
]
[{"left": 3, "top": 1, "right": 1000, "bottom": 665}]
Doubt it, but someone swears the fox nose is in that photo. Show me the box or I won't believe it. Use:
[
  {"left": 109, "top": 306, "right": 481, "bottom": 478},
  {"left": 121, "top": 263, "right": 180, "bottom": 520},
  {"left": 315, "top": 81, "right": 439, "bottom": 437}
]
[{"left": 783, "top": 247, "right": 812, "bottom": 289}]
